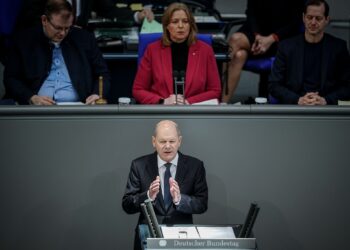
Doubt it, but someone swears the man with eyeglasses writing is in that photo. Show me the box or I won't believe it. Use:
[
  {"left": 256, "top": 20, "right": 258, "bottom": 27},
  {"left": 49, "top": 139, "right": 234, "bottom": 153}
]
[
  {"left": 269, "top": 0, "right": 350, "bottom": 105},
  {"left": 4, "top": 0, "right": 110, "bottom": 105}
]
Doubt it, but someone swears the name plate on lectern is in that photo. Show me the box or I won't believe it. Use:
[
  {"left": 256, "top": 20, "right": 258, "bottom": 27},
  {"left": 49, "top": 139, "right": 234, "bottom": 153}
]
[{"left": 147, "top": 238, "right": 256, "bottom": 249}]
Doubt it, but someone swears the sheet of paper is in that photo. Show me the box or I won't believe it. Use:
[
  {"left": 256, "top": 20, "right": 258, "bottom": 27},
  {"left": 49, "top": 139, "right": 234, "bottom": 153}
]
[
  {"left": 140, "top": 19, "right": 163, "bottom": 34},
  {"left": 130, "top": 3, "right": 143, "bottom": 11},
  {"left": 338, "top": 100, "right": 350, "bottom": 105},
  {"left": 161, "top": 226, "right": 200, "bottom": 239},
  {"left": 196, "top": 226, "right": 236, "bottom": 239},
  {"left": 56, "top": 102, "right": 85, "bottom": 105},
  {"left": 192, "top": 99, "right": 219, "bottom": 105}
]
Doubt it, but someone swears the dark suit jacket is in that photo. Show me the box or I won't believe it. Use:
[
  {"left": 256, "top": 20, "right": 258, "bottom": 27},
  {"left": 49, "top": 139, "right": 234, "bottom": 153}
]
[
  {"left": 243, "top": 0, "right": 304, "bottom": 39},
  {"left": 13, "top": 0, "right": 46, "bottom": 32},
  {"left": 122, "top": 152, "right": 208, "bottom": 226},
  {"left": 269, "top": 33, "right": 350, "bottom": 104},
  {"left": 4, "top": 25, "right": 110, "bottom": 104},
  {"left": 132, "top": 40, "right": 221, "bottom": 104}
]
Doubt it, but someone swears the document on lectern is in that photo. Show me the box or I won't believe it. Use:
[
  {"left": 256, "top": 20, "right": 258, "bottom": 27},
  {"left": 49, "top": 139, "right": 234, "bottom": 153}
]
[
  {"left": 160, "top": 226, "right": 236, "bottom": 239},
  {"left": 160, "top": 226, "right": 200, "bottom": 239},
  {"left": 196, "top": 226, "right": 236, "bottom": 239}
]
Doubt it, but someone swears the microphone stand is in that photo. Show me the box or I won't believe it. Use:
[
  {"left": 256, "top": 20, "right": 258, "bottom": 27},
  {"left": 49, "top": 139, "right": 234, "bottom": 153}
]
[
  {"left": 173, "top": 70, "right": 179, "bottom": 104},
  {"left": 173, "top": 70, "right": 185, "bottom": 105}
]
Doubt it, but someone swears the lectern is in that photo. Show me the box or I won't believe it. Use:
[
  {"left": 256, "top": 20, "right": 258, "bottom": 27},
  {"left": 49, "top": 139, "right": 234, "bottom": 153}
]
[
  {"left": 139, "top": 200, "right": 259, "bottom": 249},
  {"left": 139, "top": 224, "right": 257, "bottom": 250}
]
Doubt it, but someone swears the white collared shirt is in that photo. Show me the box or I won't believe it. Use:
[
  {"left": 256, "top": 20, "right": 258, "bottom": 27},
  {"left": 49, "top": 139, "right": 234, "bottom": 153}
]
[{"left": 157, "top": 153, "right": 179, "bottom": 197}]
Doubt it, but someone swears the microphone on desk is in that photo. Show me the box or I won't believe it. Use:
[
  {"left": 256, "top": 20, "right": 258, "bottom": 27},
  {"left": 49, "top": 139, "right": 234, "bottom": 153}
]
[{"left": 173, "top": 70, "right": 185, "bottom": 104}]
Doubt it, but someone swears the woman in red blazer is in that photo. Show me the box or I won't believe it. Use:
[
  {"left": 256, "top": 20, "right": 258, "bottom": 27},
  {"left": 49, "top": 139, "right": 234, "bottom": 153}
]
[{"left": 132, "top": 3, "right": 221, "bottom": 105}]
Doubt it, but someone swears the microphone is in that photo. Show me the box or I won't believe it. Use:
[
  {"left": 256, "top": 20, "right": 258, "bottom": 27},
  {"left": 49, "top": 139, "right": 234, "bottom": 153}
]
[
  {"left": 173, "top": 70, "right": 185, "bottom": 104},
  {"left": 141, "top": 199, "right": 163, "bottom": 238}
]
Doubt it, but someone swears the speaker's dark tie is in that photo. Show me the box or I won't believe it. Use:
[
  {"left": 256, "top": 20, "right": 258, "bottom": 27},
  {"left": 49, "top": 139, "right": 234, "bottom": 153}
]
[{"left": 163, "top": 163, "right": 172, "bottom": 208}]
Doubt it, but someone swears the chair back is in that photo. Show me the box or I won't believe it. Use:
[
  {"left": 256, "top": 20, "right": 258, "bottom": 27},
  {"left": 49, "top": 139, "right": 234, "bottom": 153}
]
[
  {"left": 0, "top": 99, "right": 16, "bottom": 105},
  {"left": 243, "top": 57, "right": 276, "bottom": 73},
  {"left": 138, "top": 33, "right": 212, "bottom": 65},
  {"left": 0, "top": 0, "right": 22, "bottom": 36}
]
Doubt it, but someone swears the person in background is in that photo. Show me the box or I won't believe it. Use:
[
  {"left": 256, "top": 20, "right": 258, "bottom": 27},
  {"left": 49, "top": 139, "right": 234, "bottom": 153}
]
[
  {"left": 132, "top": 2, "right": 221, "bottom": 105},
  {"left": 122, "top": 120, "right": 208, "bottom": 250},
  {"left": 222, "top": 0, "right": 305, "bottom": 103},
  {"left": 12, "top": 0, "right": 48, "bottom": 32},
  {"left": 268, "top": 0, "right": 350, "bottom": 105},
  {"left": 75, "top": 0, "right": 154, "bottom": 28},
  {"left": 4, "top": 0, "right": 110, "bottom": 105},
  {"left": 14, "top": 0, "right": 154, "bottom": 31}
]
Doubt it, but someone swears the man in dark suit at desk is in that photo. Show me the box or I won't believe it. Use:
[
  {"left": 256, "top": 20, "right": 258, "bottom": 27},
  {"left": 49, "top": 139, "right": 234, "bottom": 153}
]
[
  {"left": 269, "top": 0, "right": 350, "bottom": 104},
  {"left": 4, "top": 0, "right": 110, "bottom": 104},
  {"left": 122, "top": 120, "right": 208, "bottom": 250}
]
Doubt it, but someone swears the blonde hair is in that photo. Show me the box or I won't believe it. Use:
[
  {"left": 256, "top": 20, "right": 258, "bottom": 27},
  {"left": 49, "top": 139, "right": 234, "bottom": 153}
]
[
  {"left": 161, "top": 2, "right": 198, "bottom": 46},
  {"left": 154, "top": 120, "right": 181, "bottom": 137}
]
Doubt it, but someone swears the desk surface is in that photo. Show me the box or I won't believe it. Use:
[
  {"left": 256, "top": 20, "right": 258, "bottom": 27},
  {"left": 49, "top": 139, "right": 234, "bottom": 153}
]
[
  {"left": 103, "top": 52, "right": 229, "bottom": 61},
  {"left": 103, "top": 52, "right": 138, "bottom": 60},
  {"left": 1, "top": 105, "right": 350, "bottom": 117}
]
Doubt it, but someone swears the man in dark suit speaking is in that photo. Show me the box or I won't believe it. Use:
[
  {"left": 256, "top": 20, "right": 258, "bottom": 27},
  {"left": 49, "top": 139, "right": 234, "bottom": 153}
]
[{"left": 122, "top": 120, "right": 208, "bottom": 249}]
